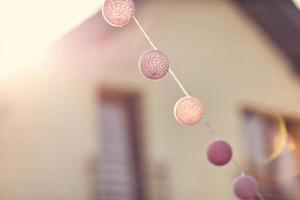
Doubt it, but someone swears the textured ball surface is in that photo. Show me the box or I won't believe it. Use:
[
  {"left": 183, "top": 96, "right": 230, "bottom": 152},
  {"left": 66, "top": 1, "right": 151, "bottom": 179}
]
[
  {"left": 139, "top": 50, "right": 170, "bottom": 80},
  {"left": 174, "top": 97, "right": 203, "bottom": 125},
  {"left": 233, "top": 175, "right": 258, "bottom": 200},
  {"left": 102, "top": 0, "right": 135, "bottom": 27},
  {"left": 207, "top": 140, "right": 232, "bottom": 166}
]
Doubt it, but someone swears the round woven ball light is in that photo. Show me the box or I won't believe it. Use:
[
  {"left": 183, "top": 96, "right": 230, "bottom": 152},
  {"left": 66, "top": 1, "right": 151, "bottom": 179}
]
[
  {"left": 233, "top": 175, "right": 258, "bottom": 200},
  {"left": 207, "top": 139, "right": 232, "bottom": 166},
  {"left": 102, "top": 0, "right": 135, "bottom": 27},
  {"left": 174, "top": 96, "right": 204, "bottom": 125},
  {"left": 139, "top": 49, "right": 170, "bottom": 80}
]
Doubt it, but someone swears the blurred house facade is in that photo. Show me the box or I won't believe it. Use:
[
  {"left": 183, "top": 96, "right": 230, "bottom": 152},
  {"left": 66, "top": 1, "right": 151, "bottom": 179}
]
[{"left": 0, "top": 0, "right": 300, "bottom": 200}]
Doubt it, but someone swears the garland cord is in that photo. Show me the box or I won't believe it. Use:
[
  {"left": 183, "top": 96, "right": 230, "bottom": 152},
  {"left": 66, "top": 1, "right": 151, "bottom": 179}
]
[{"left": 133, "top": 15, "right": 265, "bottom": 200}]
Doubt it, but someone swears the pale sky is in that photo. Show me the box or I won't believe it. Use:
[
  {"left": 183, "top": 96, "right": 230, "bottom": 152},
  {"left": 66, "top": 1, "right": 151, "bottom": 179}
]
[
  {"left": 0, "top": 0, "right": 103, "bottom": 78},
  {"left": 0, "top": 0, "right": 299, "bottom": 78},
  {"left": 292, "top": 0, "right": 300, "bottom": 9}
]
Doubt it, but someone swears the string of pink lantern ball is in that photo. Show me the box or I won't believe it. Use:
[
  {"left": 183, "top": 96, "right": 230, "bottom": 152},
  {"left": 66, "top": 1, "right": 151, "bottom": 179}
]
[{"left": 102, "top": 0, "right": 264, "bottom": 199}]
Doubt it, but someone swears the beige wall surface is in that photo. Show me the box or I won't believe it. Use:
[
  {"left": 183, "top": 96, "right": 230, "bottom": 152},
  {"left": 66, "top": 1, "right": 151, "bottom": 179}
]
[
  {"left": 101, "top": 0, "right": 300, "bottom": 199},
  {"left": 0, "top": 0, "right": 300, "bottom": 200},
  {"left": 0, "top": 64, "right": 99, "bottom": 200}
]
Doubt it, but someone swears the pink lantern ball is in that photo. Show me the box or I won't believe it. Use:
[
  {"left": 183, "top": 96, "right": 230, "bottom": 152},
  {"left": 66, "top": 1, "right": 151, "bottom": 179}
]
[
  {"left": 174, "top": 96, "right": 204, "bottom": 125},
  {"left": 139, "top": 49, "right": 170, "bottom": 80},
  {"left": 207, "top": 139, "right": 232, "bottom": 166},
  {"left": 102, "top": 0, "right": 136, "bottom": 27},
  {"left": 233, "top": 175, "right": 258, "bottom": 200}
]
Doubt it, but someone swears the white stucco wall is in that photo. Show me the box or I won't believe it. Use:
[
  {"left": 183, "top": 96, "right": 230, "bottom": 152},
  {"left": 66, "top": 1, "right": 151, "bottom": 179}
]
[
  {"left": 100, "top": 1, "right": 300, "bottom": 199},
  {"left": 0, "top": 0, "right": 300, "bottom": 200}
]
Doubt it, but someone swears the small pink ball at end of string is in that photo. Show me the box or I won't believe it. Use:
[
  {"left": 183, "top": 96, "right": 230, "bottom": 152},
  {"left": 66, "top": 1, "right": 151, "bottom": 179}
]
[
  {"left": 233, "top": 175, "right": 258, "bottom": 200},
  {"left": 207, "top": 139, "right": 233, "bottom": 166},
  {"left": 174, "top": 96, "right": 204, "bottom": 125},
  {"left": 102, "top": 0, "right": 136, "bottom": 27},
  {"left": 139, "top": 49, "right": 170, "bottom": 80}
]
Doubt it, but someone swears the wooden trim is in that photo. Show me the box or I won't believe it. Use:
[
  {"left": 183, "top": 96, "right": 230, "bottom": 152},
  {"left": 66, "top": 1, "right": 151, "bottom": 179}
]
[{"left": 100, "top": 87, "right": 148, "bottom": 200}]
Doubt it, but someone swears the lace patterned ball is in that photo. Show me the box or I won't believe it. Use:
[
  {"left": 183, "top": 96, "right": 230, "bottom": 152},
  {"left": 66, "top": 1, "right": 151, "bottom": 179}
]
[
  {"left": 174, "top": 97, "right": 203, "bottom": 125},
  {"left": 207, "top": 140, "right": 232, "bottom": 166},
  {"left": 102, "top": 0, "right": 135, "bottom": 27},
  {"left": 139, "top": 49, "right": 170, "bottom": 80},
  {"left": 233, "top": 175, "right": 258, "bottom": 200}
]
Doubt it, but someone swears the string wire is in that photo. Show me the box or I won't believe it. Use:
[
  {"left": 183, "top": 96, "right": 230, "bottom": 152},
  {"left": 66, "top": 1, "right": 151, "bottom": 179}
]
[
  {"left": 133, "top": 16, "right": 158, "bottom": 50},
  {"left": 133, "top": 15, "right": 264, "bottom": 200},
  {"left": 257, "top": 191, "right": 267, "bottom": 200}
]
